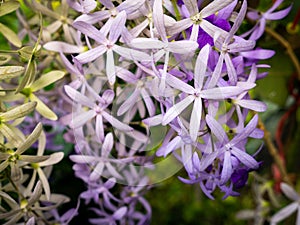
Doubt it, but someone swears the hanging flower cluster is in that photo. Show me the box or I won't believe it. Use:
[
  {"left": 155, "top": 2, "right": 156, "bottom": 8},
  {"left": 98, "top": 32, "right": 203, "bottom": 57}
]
[{"left": 0, "top": 0, "right": 294, "bottom": 224}]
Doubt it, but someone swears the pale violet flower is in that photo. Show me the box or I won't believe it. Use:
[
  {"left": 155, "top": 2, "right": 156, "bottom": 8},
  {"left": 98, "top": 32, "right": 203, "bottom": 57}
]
[{"left": 271, "top": 183, "right": 300, "bottom": 225}]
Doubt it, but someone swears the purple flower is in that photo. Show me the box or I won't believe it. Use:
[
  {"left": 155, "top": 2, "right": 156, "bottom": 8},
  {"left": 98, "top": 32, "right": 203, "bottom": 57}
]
[
  {"left": 162, "top": 44, "right": 247, "bottom": 142},
  {"left": 245, "top": 0, "right": 292, "bottom": 40}
]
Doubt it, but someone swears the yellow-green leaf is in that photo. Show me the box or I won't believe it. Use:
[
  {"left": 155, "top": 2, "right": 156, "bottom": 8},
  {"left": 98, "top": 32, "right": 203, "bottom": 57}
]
[
  {"left": 0, "top": 0, "right": 20, "bottom": 17},
  {"left": 0, "top": 102, "right": 37, "bottom": 122},
  {"left": 0, "top": 66, "right": 24, "bottom": 80},
  {"left": 29, "top": 94, "right": 58, "bottom": 120},
  {"left": 0, "top": 22, "right": 22, "bottom": 47},
  {"left": 31, "top": 70, "right": 65, "bottom": 91}
]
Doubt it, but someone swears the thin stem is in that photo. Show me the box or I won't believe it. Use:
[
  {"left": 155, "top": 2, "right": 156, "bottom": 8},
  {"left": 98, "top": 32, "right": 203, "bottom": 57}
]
[
  {"left": 171, "top": 0, "right": 187, "bottom": 39},
  {"left": 258, "top": 117, "right": 292, "bottom": 186},
  {"left": 265, "top": 26, "right": 300, "bottom": 80},
  {"left": 0, "top": 50, "right": 18, "bottom": 54}
]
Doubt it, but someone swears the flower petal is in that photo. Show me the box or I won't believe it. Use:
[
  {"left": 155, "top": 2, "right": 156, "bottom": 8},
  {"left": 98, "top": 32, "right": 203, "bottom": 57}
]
[{"left": 162, "top": 95, "right": 195, "bottom": 125}]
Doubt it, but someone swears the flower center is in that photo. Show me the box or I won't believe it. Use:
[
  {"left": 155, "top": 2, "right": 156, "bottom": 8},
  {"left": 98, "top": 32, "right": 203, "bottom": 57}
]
[{"left": 191, "top": 13, "right": 202, "bottom": 25}]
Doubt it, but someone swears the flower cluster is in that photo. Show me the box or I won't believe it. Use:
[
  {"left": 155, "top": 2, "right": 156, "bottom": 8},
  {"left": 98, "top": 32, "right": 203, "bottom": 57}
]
[{"left": 0, "top": 0, "right": 293, "bottom": 224}]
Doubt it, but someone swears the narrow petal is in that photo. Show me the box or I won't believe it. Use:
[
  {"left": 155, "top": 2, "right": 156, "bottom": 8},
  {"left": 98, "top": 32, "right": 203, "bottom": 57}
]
[
  {"left": 167, "top": 18, "right": 192, "bottom": 36},
  {"left": 206, "top": 114, "right": 229, "bottom": 144},
  {"left": 200, "top": 0, "right": 235, "bottom": 18},
  {"left": 231, "top": 114, "right": 258, "bottom": 145},
  {"left": 106, "top": 49, "right": 116, "bottom": 85},
  {"left": 74, "top": 11, "right": 110, "bottom": 24},
  {"left": 64, "top": 85, "right": 95, "bottom": 108},
  {"left": 102, "top": 111, "right": 133, "bottom": 131},
  {"left": 117, "top": 89, "right": 140, "bottom": 116},
  {"left": 271, "top": 202, "right": 298, "bottom": 224},
  {"left": 43, "top": 41, "right": 83, "bottom": 53},
  {"left": 194, "top": 44, "right": 210, "bottom": 89},
  {"left": 38, "top": 152, "right": 64, "bottom": 167},
  {"left": 224, "top": 53, "right": 237, "bottom": 84},
  {"left": 106, "top": 163, "right": 123, "bottom": 180},
  {"left": 265, "top": 6, "right": 292, "bottom": 20},
  {"left": 168, "top": 40, "right": 198, "bottom": 54},
  {"left": 231, "top": 147, "right": 258, "bottom": 169},
  {"left": 140, "top": 88, "right": 156, "bottom": 117},
  {"left": 225, "top": 0, "right": 246, "bottom": 41},
  {"left": 109, "top": 10, "right": 127, "bottom": 43},
  {"left": 112, "top": 45, "right": 150, "bottom": 62},
  {"left": 37, "top": 168, "right": 51, "bottom": 200},
  {"left": 112, "top": 206, "right": 127, "bottom": 220},
  {"left": 102, "top": 133, "right": 114, "bottom": 157},
  {"left": 236, "top": 99, "right": 267, "bottom": 112},
  {"left": 240, "top": 49, "right": 275, "bottom": 59},
  {"left": 31, "top": 70, "right": 65, "bottom": 92},
  {"left": 156, "top": 136, "right": 181, "bottom": 157},
  {"left": 95, "top": 115, "right": 104, "bottom": 142},
  {"left": 90, "top": 162, "right": 104, "bottom": 181},
  {"left": 165, "top": 73, "right": 195, "bottom": 94},
  {"left": 130, "top": 38, "right": 165, "bottom": 49},
  {"left": 228, "top": 40, "right": 256, "bottom": 53},
  {"left": 200, "top": 86, "right": 242, "bottom": 99},
  {"left": 208, "top": 53, "right": 224, "bottom": 88},
  {"left": 220, "top": 151, "right": 232, "bottom": 184},
  {"left": 189, "top": 97, "right": 202, "bottom": 142},
  {"left": 16, "top": 123, "right": 42, "bottom": 155},
  {"left": 75, "top": 45, "right": 107, "bottom": 64},
  {"left": 183, "top": 0, "right": 199, "bottom": 16},
  {"left": 70, "top": 110, "right": 96, "bottom": 129},
  {"left": 281, "top": 183, "right": 300, "bottom": 201},
  {"left": 73, "top": 21, "right": 106, "bottom": 43},
  {"left": 162, "top": 95, "right": 195, "bottom": 125},
  {"left": 153, "top": 0, "right": 167, "bottom": 41},
  {"left": 199, "top": 150, "right": 219, "bottom": 171},
  {"left": 267, "top": 0, "right": 284, "bottom": 13}
]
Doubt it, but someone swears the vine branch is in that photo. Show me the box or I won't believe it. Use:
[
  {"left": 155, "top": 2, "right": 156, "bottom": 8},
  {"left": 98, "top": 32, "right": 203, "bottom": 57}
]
[
  {"left": 258, "top": 117, "right": 292, "bottom": 186},
  {"left": 265, "top": 26, "right": 300, "bottom": 80}
]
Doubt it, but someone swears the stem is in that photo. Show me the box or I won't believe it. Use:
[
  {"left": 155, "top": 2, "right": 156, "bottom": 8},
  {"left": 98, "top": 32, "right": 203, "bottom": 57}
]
[
  {"left": 265, "top": 26, "right": 300, "bottom": 80},
  {"left": 258, "top": 118, "right": 292, "bottom": 186},
  {"left": 171, "top": 0, "right": 187, "bottom": 39},
  {"left": 0, "top": 50, "right": 18, "bottom": 54}
]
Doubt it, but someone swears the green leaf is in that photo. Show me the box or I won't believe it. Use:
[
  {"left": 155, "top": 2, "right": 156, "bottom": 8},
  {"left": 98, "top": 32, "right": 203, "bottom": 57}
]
[
  {"left": 31, "top": 70, "right": 65, "bottom": 91},
  {"left": 0, "top": 22, "right": 22, "bottom": 47},
  {"left": 0, "top": 0, "right": 20, "bottom": 17},
  {"left": 0, "top": 66, "right": 24, "bottom": 80}
]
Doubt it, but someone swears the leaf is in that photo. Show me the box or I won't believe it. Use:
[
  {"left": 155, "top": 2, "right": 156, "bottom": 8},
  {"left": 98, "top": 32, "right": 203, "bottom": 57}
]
[
  {"left": 0, "top": 0, "right": 20, "bottom": 17},
  {"left": 0, "top": 22, "right": 22, "bottom": 47},
  {"left": 31, "top": 70, "right": 65, "bottom": 91},
  {"left": 0, "top": 66, "right": 24, "bottom": 80}
]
